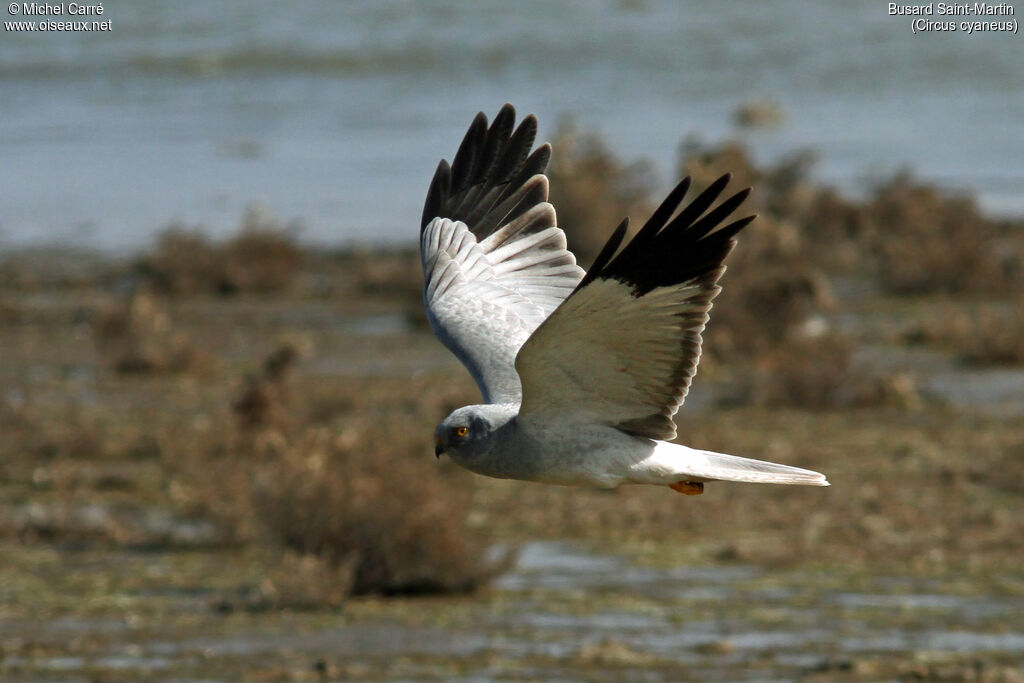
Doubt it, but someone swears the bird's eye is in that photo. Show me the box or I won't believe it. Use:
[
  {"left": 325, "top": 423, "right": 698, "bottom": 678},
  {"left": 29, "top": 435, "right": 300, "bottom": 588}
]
[{"left": 455, "top": 426, "right": 469, "bottom": 437}]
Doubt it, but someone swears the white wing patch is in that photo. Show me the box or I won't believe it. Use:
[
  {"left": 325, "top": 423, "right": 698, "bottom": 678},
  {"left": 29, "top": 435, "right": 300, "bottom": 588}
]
[{"left": 422, "top": 216, "right": 583, "bottom": 404}]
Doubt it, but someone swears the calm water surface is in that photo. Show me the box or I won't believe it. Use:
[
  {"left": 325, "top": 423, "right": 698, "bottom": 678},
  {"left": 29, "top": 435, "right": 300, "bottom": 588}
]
[{"left": 2, "top": 0, "right": 1022, "bottom": 252}]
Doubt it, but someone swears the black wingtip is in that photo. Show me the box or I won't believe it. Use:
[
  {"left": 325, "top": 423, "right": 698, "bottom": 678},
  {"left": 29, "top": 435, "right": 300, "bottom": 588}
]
[
  {"left": 575, "top": 217, "right": 629, "bottom": 292},
  {"left": 685, "top": 186, "right": 753, "bottom": 242},
  {"left": 421, "top": 159, "right": 452, "bottom": 230},
  {"left": 716, "top": 213, "right": 757, "bottom": 241},
  {"left": 421, "top": 105, "right": 555, "bottom": 240},
  {"left": 580, "top": 173, "right": 754, "bottom": 296},
  {"left": 633, "top": 176, "right": 693, "bottom": 246},
  {"left": 449, "top": 112, "right": 489, "bottom": 195}
]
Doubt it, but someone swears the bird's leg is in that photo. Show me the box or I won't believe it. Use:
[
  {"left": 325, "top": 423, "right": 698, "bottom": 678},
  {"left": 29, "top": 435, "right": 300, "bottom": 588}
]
[{"left": 669, "top": 481, "right": 704, "bottom": 495}]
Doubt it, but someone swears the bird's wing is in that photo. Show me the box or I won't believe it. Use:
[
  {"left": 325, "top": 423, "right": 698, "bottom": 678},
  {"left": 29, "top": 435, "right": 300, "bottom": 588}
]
[
  {"left": 421, "top": 104, "right": 585, "bottom": 404},
  {"left": 516, "top": 174, "right": 754, "bottom": 440}
]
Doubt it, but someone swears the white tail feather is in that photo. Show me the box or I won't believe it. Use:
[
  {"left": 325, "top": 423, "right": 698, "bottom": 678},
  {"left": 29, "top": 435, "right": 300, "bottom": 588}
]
[{"left": 644, "top": 441, "right": 829, "bottom": 487}]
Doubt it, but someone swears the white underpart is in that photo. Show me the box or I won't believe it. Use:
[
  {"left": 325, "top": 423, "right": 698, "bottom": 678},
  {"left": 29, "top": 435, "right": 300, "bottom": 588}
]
[{"left": 504, "top": 415, "right": 829, "bottom": 489}]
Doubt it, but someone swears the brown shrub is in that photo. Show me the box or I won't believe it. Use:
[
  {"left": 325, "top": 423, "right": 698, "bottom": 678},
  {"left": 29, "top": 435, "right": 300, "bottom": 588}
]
[
  {"left": 334, "top": 247, "right": 427, "bottom": 327},
  {"left": 343, "top": 247, "right": 421, "bottom": 298},
  {"left": 903, "top": 302, "right": 1024, "bottom": 366},
  {"left": 739, "top": 334, "right": 920, "bottom": 410},
  {"left": 220, "top": 209, "right": 303, "bottom": 293},
  {"left": 247, "top": 423, "right": 506, "bottom": 596},
  {"left": 0, "top": 399, "right": 107, "bottom": 462},
  {"left": 678, "top": 139, "right": 819, "bottom": 217},
  {"left": 232, "top": 343, "right": 299, "bottom": 430},
  {"left": 867, "top": 174, "right": 1023, "bottom": 296},
  {"left": 139, "top": 207, "right": 302, "bottom": 295},
  {"left": 671, "top": 140, "right": 849, "bottom": 369},
  {"left": 743, "top": 334, "right": 857, "bottom": 409},
  {"left": 0, "top": 248, "right": 118, "bottom": 291},
  {"left": 676, "top": 140, "right": 1024, "bottom": 298},
  {"left": 95, "top": 290, "right": 206, "bottom": 374},
  {"left": 211, "top": 551, "right": 355, "bottom": 613},
  {"left": 0, "top": 297, "right": 17, "bottom": 324},
  {"left": 706, "top": 215, "right": 836, "bottom": 363},
  {"left": 547, "top": 120, "right": 656, "bottom": 268},
  {"left": 678, "top": 139, "right": 762, "bottom": 195},
  {"left": 165, "top": 351, "right": 503, "bottom": 602},
  {"left": 959, "top": 316, "right": 1024, "bottom": 367},
  {"left": 138, "top": 229, "right": 221, "bottom": 296}
]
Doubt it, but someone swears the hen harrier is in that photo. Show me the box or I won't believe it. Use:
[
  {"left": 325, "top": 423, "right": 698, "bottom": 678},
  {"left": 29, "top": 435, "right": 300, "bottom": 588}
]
[{"left": 421, "top": 105, "right": 828, "bottom": 495}]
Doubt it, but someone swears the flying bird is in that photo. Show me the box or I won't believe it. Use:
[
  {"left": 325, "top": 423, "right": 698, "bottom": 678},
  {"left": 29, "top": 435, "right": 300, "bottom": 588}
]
[{"left": 420, "top": 104, "right": 828, "bottom": 495}]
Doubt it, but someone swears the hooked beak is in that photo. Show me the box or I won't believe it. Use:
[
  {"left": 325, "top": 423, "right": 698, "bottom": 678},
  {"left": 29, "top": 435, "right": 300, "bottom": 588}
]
[{"left": 434, "top": 436, "right": 444, "bottom": 458}]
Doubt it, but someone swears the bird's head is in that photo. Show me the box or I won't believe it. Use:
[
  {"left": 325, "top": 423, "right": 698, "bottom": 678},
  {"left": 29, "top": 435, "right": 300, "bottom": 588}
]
[{"left": 433, "top": 404, "right": 514, "bottom": 466}]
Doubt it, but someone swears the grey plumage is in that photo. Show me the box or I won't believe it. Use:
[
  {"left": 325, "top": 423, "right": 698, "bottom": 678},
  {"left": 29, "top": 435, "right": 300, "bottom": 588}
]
[{"left": 422, "top": 104, "right": 829, "bottom": 493}]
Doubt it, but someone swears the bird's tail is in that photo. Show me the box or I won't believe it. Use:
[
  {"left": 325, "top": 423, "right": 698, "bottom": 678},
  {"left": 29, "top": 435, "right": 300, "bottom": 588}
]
[{"left": 649, "top": 441, "right": 829, "bottom": 487}]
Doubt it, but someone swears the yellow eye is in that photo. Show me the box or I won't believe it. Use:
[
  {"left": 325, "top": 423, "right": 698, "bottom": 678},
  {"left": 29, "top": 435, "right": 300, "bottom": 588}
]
[{"left": 455, "top": 426, "right": 469, "bottom": 437}]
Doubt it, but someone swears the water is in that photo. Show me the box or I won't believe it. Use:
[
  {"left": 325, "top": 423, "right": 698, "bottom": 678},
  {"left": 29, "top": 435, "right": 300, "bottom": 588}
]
[
  {"left": 4, "top": 542, "right": 1023, "bottom": 679},
  {"left": 2, "top": 0, "right": 1022, "bottom": 253}
]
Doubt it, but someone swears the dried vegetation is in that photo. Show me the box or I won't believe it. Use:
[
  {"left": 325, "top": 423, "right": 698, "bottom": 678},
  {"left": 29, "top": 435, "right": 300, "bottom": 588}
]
[
  {"left": 1, "top": 126, "right": 1022, "bottom": 616},
  {"left": 138, "top": 207, "right": 302, "bottom": 296},
  {"left": 160, "top": 346, "right": 503, "bottom": 607}
]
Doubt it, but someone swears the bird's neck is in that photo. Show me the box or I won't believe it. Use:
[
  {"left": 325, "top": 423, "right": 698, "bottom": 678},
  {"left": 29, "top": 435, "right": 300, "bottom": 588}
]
[{"left": 465, "top": 404, "right": 544, "bottom": 481}]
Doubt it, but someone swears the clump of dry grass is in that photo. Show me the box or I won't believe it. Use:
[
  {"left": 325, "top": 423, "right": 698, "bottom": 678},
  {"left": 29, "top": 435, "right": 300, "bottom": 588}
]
[
  {"left": 0, "top": 398, "right": 107, "bottom": 462},
  {"left": 164, "top": 349, "right": 502, "bottom": 604},
  {"left": 677, "top": 139, "right": 1024, "bottom": 299},
  {"left": 333, "top": 247, "right": 428, "bottom": 327},
  {"left": 343, "top": 247, "right": 421, "bottom": 299},
  {"left": 0, "top": 396, "right": 219, "bottom": 548},
  {"left": 139, "top": 207, "right": 302, "bottom": 296},
  {"left": 211, "top": 551, "right": 355, "bottom": 613},
  {"left": 547, "top": 120, "right": 656, "bottom": 268},
  {"left": 0, "top": 248, "right": 118, "bottom": 291},
  {"left": 705, "top": 215, "right": 836, "bottom": 364},
  {"left": 140, "top": 229, "right": 221, "bottom": 295},
  {"left": 744, "top": 335, "right": 858, "bottom": 409},
  {"left": 95, "top": 290, "right": 206, "bottom": 374},
  {"left": 959, "top": 319, "right": 1024, "bottom": 368},
  {"left": 220, "top": 225, "right": 303, "bottom": 294},
  {"left": 903, "top": 302, "right": 1024, "bottom": 367},
  {"left": 247, "top": 422, "right": 506, "bottom": 596},
  {"left": 737, "top": 335, "right": 921, "bottom": 410},
  {"left": 233, "top": 343, "right": 299, "bottom": 430},
  {"left": 867, "top": 174, "right": 1023, "bottom": 296}
]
